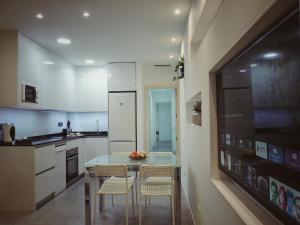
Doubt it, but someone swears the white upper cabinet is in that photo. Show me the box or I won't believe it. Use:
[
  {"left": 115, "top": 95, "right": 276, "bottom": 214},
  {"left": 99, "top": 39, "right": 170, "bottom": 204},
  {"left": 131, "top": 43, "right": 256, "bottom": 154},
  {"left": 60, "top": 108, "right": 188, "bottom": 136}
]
[
  {"left": 18, "top": 35, "right": 44, "bottom": 108},
  {"left": 0, "top": 31, "right": 107, "bottom": 112},
  {"left": 39, "top": 44, "right": 76, "bottom": 111},
  {"left": 106, "top": 63, "right": 136, "bottom": 91},
  {"left": 18, "top": 35, "right": 43, "bottom": 85},
  {"left": 76, "top": 67, "right": 108, "bottom": 112}
]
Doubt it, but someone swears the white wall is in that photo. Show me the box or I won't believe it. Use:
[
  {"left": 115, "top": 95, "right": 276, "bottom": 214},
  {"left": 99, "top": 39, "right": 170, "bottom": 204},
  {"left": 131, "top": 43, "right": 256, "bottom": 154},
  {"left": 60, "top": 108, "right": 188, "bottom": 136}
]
[
  {"left": 180, "top": 0, "right": 278, "bottom": 224},
  {"left": 157, "top": 103, "right": 171, "bottom": 141},
  {"left": 0, "top": 107, "right": 108, "bottom": 138},
  {"left": 0, "top": 107, "right": 68, "bottom": 138},
  {"left": 68, "top": 112, "right": 108, "bottom": 132},
  {"left": 143, "top": 63, "right": 176, "bottom": 85}
]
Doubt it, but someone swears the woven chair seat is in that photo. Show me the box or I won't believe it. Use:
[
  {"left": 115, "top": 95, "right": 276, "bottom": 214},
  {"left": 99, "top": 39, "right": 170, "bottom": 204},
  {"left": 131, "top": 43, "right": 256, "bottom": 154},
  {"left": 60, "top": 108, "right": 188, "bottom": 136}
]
[
  {"left": 141, "top": 184, "right": 172, "bottom": 196},
  {"left": 145, "top": 177, "right": 172, "bottom": 185},
  {"left": 98, "top": 176, "right": 134, "bottom": 195}
]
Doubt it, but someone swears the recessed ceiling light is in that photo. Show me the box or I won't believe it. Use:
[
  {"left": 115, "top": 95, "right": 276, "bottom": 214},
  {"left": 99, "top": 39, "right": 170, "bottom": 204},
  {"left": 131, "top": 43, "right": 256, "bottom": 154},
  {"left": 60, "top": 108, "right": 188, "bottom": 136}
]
[
  {"left": 171, "top": 38, "right": 176, "bottom": 42},
  {"left": 239, "top": 69, "right": 247, "bottom": 73},
  {"left": 85, "top": 59, "right": 95, "bottom": 64},
  {"left": 36, "top": 13, "right": 44, "bottom": 19},
  {"left": 82, "top": 11, "right": 90, "bottom": 18},
  {"left": 57, "top": 38, "right": 71, "bottom": 45},
  {"left": 250, "top": 63, "right": 257, "bottom": 67},
  {"left": 174, "top": 9, "right": 181, "bottom": 15},
  {"left": 43, "top": 61, "right": 54, "bottom": 65},
  {"left": 169, "top": 55, "right": 174, "bottom": 59},
  {"left": 263, "top": 52, "right": 279, "bottom": 59}
]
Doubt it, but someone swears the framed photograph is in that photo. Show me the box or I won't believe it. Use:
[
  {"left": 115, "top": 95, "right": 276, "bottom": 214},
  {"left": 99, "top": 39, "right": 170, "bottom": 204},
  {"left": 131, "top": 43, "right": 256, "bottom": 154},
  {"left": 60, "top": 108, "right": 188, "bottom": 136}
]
[{"left": 255, "top": 141, "right": 268, "bottom": 159}]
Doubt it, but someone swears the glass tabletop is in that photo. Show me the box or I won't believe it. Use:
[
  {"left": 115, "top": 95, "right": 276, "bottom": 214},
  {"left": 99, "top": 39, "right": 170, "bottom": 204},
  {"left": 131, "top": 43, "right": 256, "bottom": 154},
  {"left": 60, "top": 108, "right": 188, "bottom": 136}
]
[{"left": 85, "top": 154, "right": 181, "bottom": 168}]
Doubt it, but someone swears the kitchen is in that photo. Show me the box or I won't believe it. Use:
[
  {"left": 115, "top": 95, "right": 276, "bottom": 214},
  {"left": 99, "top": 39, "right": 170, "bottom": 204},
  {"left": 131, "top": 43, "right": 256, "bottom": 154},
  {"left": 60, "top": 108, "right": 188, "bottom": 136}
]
[
  {"left": 0, "top": 1, "right": 190, "bottom": 225},
  {"left": 2, "top": 1, "right": 295, "bottom": 225}
]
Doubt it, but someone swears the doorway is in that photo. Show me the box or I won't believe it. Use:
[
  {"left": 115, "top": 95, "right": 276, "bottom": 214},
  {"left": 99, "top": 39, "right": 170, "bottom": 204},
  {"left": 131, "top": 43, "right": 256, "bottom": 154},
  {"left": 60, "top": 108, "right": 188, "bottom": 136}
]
[{"left": 147, "top": 88, "right": 177, "bottom": 153}]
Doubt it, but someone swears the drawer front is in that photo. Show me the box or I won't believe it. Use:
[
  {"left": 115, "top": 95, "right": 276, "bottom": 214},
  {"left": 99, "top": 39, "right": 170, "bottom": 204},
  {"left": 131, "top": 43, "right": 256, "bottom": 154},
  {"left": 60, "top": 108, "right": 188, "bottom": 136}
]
[
  {"left": 35, "top": 167, "right": 56, "bottom": 203},
  {"left": 66, "top": 139, "right": 82, "bottom": 149},
  {"left": 35, "top": 145, "right": 55, "bottom": 174}
]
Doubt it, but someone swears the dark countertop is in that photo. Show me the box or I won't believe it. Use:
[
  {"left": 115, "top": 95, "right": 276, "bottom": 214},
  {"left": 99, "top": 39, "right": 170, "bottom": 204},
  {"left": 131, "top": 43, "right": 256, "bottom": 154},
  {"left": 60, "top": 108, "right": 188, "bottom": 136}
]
[{"left": 0, "top": 131, "right": 108, "bottom": 147}]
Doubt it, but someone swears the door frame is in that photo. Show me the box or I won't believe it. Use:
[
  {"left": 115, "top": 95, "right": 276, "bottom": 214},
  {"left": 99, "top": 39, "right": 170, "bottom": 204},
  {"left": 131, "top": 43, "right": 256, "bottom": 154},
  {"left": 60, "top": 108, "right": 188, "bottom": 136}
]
[{"left": 144, "top": 84, "right": 180, "bottom": 155}]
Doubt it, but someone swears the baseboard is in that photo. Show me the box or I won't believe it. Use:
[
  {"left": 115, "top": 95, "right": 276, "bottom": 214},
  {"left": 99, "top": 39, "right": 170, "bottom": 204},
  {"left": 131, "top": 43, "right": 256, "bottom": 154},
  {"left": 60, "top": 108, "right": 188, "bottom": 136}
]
[{"left": 182, "top": 183, "right": 197, "bottom": 225}]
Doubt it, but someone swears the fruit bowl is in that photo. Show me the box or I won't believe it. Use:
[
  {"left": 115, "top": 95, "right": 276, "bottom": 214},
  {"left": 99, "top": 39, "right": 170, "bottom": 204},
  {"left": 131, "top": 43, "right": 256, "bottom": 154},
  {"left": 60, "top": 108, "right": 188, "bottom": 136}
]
[
  {"left": 129, "top": 151, "right": 147, "bottom": 160},
  {"left": 129, "top": 155, "right": 147, "bottom": 160}
]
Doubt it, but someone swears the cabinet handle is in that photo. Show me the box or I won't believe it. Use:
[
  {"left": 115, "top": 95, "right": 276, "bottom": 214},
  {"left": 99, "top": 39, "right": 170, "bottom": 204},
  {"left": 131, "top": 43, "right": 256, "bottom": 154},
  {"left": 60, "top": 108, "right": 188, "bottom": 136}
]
[
  {"left": 36, "top": 166, "right": 55, "bottom": 176},
  {"left": 55, "top": 143, "right": 66, "bottom": 148},
  {"left": 55, "top": 149, "right": 65, "bottom": 153}
]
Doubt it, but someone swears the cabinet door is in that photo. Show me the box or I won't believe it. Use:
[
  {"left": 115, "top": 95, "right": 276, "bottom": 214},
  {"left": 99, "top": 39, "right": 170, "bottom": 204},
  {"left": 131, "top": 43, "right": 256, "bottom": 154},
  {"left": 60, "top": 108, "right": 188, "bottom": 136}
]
[
  {"left": 40, "top": 50, "right": 57, "bottom": 110},
  {"left": 84, "top": 138, "right": 108, "bottom": 163},
  {"left": 18, "top": 35, "right": 42, "bottom": 85},
  {"left": 40, "top": 47, "right": 76, "bottom": 111},
  {"left": 18, "top": 35, "right": 43, "bottom": 108},
  {"left": 35, "top": 168, "right": 56, "bottom": 203},
  {"left": 106, "top": 63, "right": 136, "bottom": 91},
  {"left": 35, "top": 145, "right": 55, "bottom": 174},
  {"left": 76, "top": 67, "right": 108, "bottom": 112}
]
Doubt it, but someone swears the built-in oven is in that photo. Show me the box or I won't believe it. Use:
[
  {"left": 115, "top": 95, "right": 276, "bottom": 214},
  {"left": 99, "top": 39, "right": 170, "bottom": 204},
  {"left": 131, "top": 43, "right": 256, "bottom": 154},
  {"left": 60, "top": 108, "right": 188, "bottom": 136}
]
[
  {"left": 21, "top": 84, "right": 39, "bottom": 104},
  {"left": 66, "top": 147, "right": 78, "bottom": 187}
]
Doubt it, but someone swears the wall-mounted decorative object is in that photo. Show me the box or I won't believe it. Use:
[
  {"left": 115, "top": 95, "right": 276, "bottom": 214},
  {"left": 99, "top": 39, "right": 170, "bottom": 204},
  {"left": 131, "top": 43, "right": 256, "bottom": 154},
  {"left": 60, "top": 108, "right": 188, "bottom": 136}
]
[
  {"left": 192, "top": 100, "right": 201, "bottom": 126},
  {"left": 186, "top": 92, "right": 202, "bottom": 127},
  {"left": 173, "top": 56, "right": 184, "bottom": 81}
]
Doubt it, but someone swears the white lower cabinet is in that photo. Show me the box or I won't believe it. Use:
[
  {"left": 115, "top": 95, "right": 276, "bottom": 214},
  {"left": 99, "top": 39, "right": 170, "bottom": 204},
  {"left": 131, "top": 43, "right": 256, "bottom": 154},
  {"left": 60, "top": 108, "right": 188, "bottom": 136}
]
[
  {"left": 35, "top": 145, "right": 55, "bottom": 174},
  {"left": 35, "top": 144, "right": 56, "bottom": 204},
  {"left": 35, "top": 168, "right": 56, "bottom": 204},
  {"left": 54, "top": 145, "right": 66, "bottom": 195},
  {"left": 84, "top": 138, "right": 108, "bottom": 163},
  {"left": 34, "top": 137, "right": 108, "bottom": 205}
]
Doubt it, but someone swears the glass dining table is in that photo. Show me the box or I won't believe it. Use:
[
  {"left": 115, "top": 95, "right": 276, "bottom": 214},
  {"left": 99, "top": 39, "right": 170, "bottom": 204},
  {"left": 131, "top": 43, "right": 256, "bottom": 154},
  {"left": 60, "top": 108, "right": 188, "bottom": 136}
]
[{"left": 84, "top": 154, "right": 182, "bottom": 225}]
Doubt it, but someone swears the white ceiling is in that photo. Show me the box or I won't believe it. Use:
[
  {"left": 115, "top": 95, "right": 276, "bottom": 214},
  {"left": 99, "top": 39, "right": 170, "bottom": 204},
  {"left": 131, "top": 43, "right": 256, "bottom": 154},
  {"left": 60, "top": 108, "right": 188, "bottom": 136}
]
[{"left": 0, "top": 0, "right": 190, "bottom": 66}]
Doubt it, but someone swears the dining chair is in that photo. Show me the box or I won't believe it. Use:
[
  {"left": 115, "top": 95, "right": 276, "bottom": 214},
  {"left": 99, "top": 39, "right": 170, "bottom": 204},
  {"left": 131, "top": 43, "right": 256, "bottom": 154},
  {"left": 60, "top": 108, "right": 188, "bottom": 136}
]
[
  {"left": 94, "top": 164, "right": 135, "bottom": 225},
  {"left": 139, "top": 165, "right": 175, "bottom": 225},
  {"left": 147, "top": 152, "right": 174, "bottom": 184},
  {"left": 146, "top": 152, "right": 174, "bottom": 204},
  {"left": 111, "top": 151, "right": 138, "bottom": 203}
]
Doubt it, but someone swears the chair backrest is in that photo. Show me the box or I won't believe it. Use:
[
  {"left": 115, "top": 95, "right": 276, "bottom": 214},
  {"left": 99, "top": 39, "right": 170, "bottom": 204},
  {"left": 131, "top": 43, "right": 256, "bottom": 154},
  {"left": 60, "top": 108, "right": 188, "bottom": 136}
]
[
  {"left": 149, "top": 152, "right": 173, "bottom": 157},
  {"left": 111, "top": 152, "right": 131, "bottom": 157},
  {"left": 139, "top": 165, "right": 174, "bottom": 178},
  {"left": 94, "top": 164, "right": 127, "bottom": 177}
]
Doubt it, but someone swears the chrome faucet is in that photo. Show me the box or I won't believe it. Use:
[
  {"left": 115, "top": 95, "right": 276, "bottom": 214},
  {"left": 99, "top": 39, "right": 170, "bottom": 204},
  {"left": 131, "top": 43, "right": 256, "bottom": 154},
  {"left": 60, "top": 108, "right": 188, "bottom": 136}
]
[{"left": 96, "top": 120, "right": 99, "bottom": 134}]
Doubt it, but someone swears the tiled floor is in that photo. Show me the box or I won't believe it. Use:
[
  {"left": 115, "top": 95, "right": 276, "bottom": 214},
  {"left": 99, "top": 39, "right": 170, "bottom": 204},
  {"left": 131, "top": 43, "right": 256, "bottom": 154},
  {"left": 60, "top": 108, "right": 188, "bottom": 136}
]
[{"left": 0, "top": 178, "right": 194, "bottom": 225}]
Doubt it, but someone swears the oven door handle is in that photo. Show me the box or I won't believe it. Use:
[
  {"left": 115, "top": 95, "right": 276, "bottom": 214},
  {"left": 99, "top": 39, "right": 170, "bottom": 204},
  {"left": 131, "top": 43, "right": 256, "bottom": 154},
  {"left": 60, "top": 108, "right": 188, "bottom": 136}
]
[{"left": 67, "top": 155, "right": 78, "bottom": 161}]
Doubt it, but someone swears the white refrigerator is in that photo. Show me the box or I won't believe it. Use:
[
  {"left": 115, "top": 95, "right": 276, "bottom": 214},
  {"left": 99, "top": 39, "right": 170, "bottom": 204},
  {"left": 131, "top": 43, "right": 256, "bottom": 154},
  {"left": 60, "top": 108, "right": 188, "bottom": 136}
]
[{"left": 108, "top": 92, "right": 136, "bottom": 153}]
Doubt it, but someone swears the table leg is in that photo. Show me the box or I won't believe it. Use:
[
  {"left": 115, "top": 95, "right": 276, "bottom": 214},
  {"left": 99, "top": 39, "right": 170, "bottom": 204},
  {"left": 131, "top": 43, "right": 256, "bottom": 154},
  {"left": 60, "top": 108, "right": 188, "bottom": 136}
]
[
  {"left": 99, "top": 177, "right": 104, "bottom": 212},
  {"left": 175, "top": 167, "right": 181, "bottom": 225},
  {"left": 85, "top": 175, "right": 92, "bottom": 225}
]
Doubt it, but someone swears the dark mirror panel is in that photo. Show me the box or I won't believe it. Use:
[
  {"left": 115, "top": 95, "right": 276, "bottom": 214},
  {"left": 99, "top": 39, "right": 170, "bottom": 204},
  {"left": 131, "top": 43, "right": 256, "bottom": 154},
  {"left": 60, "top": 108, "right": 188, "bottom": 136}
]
[{"left": 217, "top": 9, "right": 300, "bottom": 225}]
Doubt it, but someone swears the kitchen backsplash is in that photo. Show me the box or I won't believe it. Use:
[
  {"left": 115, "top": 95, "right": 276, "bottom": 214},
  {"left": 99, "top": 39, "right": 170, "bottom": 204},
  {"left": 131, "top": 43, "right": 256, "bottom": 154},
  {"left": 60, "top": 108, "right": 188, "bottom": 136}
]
[
  {"left": 0, "top": 107, "right": 108, "bottom": 138},
  {"left": 68, "top": 112, "right": 108, "bottom": 132}
]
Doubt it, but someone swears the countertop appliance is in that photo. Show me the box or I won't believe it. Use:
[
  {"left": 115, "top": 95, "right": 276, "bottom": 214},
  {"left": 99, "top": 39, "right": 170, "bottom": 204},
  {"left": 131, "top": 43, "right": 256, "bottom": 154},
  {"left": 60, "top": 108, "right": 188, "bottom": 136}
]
[
  {"left": 108, "top": 92, "right": 136, "bottom": 153},
  {"left": 54, "top": 142, "right": 66, "bottom": 194},
  {"left": 21, "top": 84, "right": 38, "bottom": 104},
  {"left": 3, "top": 123, "right": 15, "bottom": 143},
  {"left": 66, "top": 147, "right": 78, "bottom": 187}
]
